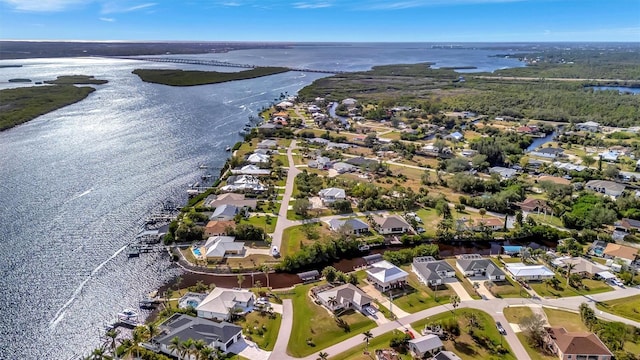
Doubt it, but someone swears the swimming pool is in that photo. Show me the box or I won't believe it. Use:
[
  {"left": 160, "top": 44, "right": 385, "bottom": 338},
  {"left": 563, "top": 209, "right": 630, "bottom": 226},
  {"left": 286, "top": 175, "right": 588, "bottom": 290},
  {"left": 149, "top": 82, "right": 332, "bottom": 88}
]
[
  {"left": 187, "top": 299, "right": 199, "bottom": 308},
  {"left": 193, "top": 248, "right": 202, "bottom": 256}
]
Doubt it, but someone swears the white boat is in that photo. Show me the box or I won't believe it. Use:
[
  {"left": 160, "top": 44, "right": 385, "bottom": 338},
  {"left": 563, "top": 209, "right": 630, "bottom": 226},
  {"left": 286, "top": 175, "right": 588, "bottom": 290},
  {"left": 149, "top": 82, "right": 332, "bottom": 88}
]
[
  {"left": 225, "top": 146, "right": 231, "bottom": 151},
  {"left": 198, "top": 164, "right": 208, "bottom": 169},
  {"left": 117, "top": 308, "right": 138, "bottom": 320},
  {"left": 358, "top": 244, "right": 370, "bottom": 251}
]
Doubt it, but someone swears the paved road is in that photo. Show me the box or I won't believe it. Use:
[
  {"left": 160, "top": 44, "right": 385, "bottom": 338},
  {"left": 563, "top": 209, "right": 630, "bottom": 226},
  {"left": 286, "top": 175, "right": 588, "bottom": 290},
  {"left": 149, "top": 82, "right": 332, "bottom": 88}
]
[
  {"left": 269, "top": 299, "right": 293, "bottom": 360},
  {"left": 270, "top": 140, "right": 301, "bottom": 253}
]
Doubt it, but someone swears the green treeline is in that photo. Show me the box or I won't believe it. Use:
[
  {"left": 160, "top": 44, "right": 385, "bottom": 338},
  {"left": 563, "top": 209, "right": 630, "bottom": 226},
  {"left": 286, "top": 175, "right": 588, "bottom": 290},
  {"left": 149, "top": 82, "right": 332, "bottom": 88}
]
[
  {"left": 0, "top": 85, "right": 96, "bottom": 131},
  {"left": 44, "top": 75, "right": 108, "bottom": 85},
  {"left": 132, "top": 67, "right": 290, "bottom": 86}
]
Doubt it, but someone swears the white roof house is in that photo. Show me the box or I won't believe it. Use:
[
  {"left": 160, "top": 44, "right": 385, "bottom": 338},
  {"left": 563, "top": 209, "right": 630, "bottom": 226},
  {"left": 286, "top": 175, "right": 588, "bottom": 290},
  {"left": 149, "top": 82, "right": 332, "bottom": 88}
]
[
  {"left": 327, "top": 218, "right": 370, "bottom": 235},
  {"left": 196, "top": 287, "right": 255, "bottom": 321},
  {"left": 366, "top": 260, "right": 409, "bottom": 292},
  {"left": 318, "top": 187, "right": 346, "bottom": 203},
  {"left": 220, "top": 175, "right": 266, "bottom": 192},
  {"left": 257, "top": 139, "right": 278, "bottom": 149},
  {"left": 230, "top": 164, "right": 271, "bottom": 176},
  {"left": 505, "top": 263, "right": 555, "bottom": 281},
  {"left": 315, "top": 284, "right": 373, "bottom": 312},
  {"left": 210, "top": 204, "right": 240, "bottom": 221},
  {"left": 489, "top": 166, "right": 518, "bottom": 179},
  {"left": 246, "top": 153, "right": 270, "bottom": 164},
  {"left": 201, "top": 236, "right": 245, "bottom": 259}
]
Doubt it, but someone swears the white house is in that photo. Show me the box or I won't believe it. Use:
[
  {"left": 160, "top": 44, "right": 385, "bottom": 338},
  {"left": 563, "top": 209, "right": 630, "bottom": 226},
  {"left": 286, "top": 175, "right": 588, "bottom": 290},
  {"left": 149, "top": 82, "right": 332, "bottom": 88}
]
[
  {"left": 318, "top": 187, "right": 346, "bottom": 204},
  {"left": 505, "top": 263, "right": 555, "bottom": 281},
  {"left": 200, "top": 236, "right": 245, "bottom": 260},
  {"left": 153, "top": 314, "right": 243, "bottom": 356},
  {"left": 412, "top": 256, "right": 456, "bottom": 287},
  {"left": 314, "top": 284, "right": 372, "bottom": 312},
  {"left": 230, "top": 164, "right": 271, "bottom": 176},
  {"left": 209, "top": 204, "right": 240, "bottom": 221},
  {"left": 599, "top": 150, "right": 620, "bottom": 162},
  {"left": 489, "top": 166, "right": 518, "bottom": 179},
  {"left": 530, "top": 147, "right": 564, "bottom": 159},
  {"left": 220, "top": 175, "right": 266, "bottom": 192},
  {"left": 585, "top": 180, "right": 626, "bottom": 198},
  {"left": 366, "top": 260, "right": 408, "bottom": 292},
  {"left": 196, "top": 287, "right": 255, "bottom": 321},
  {"left": 576, "top": 121, "right": 601, "bottom": 132},
  {"left": 246, "top": 153, "right": 270, "bottom": 164}
]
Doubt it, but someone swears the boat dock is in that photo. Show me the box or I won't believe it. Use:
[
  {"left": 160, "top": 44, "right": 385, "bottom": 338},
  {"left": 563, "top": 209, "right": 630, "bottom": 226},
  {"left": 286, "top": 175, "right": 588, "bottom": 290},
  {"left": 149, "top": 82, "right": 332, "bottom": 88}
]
[{"left": 127, "top": 244, "right": 167, "bottom": 258}]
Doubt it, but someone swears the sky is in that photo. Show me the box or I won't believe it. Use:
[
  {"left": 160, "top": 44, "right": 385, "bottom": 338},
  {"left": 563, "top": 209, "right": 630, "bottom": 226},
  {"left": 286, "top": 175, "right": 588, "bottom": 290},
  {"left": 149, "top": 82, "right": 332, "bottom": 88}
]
[{"left": 0, "top": 0, "right": 639, "bottom": 42}]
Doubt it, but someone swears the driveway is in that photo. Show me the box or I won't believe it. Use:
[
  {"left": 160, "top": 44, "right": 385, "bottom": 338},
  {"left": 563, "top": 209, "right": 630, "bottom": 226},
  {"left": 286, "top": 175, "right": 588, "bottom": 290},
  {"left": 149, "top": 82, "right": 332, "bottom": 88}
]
[
  {"left": 269, "top": 299, "right": 293, "bottom": 360},
  {"left": 360, "top": 283, "right": 411, "bottom": 319},
  {"left": 228, "top": 339, "right": 271, "bottom": 360},
  {"left": 445, "top": 279, "right": 474, "bottom": 301},
  {"left": 473, "top": 279, "right": 496, "bottom": 300},
  {"left": 270, "top": 141, "right": 301, "bottom": 252}
]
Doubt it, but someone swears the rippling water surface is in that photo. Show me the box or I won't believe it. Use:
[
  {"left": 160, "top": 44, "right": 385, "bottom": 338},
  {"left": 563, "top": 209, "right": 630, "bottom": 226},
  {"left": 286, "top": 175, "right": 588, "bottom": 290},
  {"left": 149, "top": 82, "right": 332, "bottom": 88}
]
[{"left": 0, "top": 44, "right": 522, "bottom": 359}]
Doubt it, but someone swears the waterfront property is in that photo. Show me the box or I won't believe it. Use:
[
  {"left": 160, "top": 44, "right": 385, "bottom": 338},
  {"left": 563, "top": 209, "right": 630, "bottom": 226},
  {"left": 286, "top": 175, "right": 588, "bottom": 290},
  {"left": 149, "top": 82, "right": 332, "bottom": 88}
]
[
  {"left": 205, "top": 193, "right": 258, "bottom": 209},
  {"left": 209, "top": 204, "right": 242, "bottom": 221},
  {"left": 505, "top": 263, "right": 555, "bottom": 281},
  {"left": 220, "top": 175, "right": 267, "bottom": 192},
  {"left": 178, "top": 292, "right": 208, "bottom": 309},
  {"left": 545, "top": 327, "right": 612, "bottom": 360},
  {"left": 327, "top": 217, "right": 370, "bottom": 235},
  {"left": 603, "top": 242, "right": 639, "bottom": 265},
  {"left": 151, "top": 314, "right": 243, "bottom": 356},
  {"left": 372, "top": 214, "right": 412, "bottom": 235},
  {"left": 230, "top": 164, "right": 272, "bottom": 176},
  {"left": 456, "top": 254, "right": 506, "bottom": 281},
  {"left": 313, "top": 283, "right": 373, "bottom": 312},
  {"left": 196, "top": 287, "right": 255, "bottom": 321},
  {"left": 204, "top": 220, "right": 236, "bottom": 237},
  {"left": 198, "top": 236, "right": 245, "bottom": 261},
  {"left": 366, "top": 260, "right": 409, "bottom": 291},
  {"left": 412, "top": 256, "right": 456, "bottom": 287},
  {"left": 551, "top": 256, "right": 608, "bottom": 278}
]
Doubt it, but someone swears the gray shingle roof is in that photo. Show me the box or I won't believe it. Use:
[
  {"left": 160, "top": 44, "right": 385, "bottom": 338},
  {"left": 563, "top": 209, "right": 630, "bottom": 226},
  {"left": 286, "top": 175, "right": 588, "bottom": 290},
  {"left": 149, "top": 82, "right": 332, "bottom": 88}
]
[{"left": 155, "top": 314, "right": 241, "bottom": 346}]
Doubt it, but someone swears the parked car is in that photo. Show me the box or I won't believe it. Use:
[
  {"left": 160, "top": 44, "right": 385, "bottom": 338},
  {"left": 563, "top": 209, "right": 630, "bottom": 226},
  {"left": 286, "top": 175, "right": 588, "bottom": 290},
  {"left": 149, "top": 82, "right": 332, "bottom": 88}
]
[
  {"left": 365, "top": 306, "right": 376, "bottom": 316},
  {"left": 496, "top": 321, "right": 507, "bottom": 335}
]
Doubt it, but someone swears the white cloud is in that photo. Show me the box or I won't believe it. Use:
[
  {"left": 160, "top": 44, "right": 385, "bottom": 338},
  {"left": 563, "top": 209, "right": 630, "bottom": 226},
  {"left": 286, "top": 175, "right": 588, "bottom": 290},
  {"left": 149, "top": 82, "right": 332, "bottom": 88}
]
[
  {"left": 0, "top": 0, "right": 89, "bottom": 11},
  {"left": 99, "top": 17, "right": 115, "bottom": 22},
  {"left": 101, "top": 2, "right": 157, "bottom": 14},
  {"left": 293, "top": 2, "right": 333, "bottom": 8}
]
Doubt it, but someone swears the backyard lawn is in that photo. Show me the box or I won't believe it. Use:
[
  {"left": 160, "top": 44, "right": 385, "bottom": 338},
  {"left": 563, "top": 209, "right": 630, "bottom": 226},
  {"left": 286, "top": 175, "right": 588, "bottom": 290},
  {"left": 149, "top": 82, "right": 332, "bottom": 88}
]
[
  {"left": 328, "top": 330, "right": 412, "bottom": 360},
  {"left": 543, "top": 308, "right": 588, "bottom": 332},
  {"left": 282, "top": 284, "right": 376, "bottom": 357},
  {"left": 236, "top": 311, "right": 281, "bottom": 351},
  {"left": 411, "top": 308, "right": 516, "bottom": 360},
  {"left": 595, "top": 294, "right": 640, "bottom": 322},
  {"left": 281, "top": 223, "right": 333, "bottom": 257},
  {"left": 240, "top": 214, "right": 277, "bottom": 233},
  {"left": 392, "top": 266, "right": 455, "bottom": 313},
  {"left": 529, "top": 274, "right": 612, "bottom": 298}
]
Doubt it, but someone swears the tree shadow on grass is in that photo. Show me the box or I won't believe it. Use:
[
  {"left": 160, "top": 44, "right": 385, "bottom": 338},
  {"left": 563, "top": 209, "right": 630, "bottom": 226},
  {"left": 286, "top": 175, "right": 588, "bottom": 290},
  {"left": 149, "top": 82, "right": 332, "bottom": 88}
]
[{"left": 454, "top": 341, "right": 477, "bottom": 356}]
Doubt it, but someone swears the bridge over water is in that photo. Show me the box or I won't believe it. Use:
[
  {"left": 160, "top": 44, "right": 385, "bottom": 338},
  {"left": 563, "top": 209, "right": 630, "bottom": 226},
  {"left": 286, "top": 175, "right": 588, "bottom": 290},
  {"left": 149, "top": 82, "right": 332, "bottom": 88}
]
[{"left": 113, "top": 56, "right": 347, "bottom": 74}]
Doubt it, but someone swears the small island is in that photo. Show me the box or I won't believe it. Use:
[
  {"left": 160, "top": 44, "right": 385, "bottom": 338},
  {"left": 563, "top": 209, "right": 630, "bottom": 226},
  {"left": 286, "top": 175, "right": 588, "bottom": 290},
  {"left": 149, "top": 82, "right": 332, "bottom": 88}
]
[
  {"left": 132, "top": 67, "right": 290, "bottom": 86},
  {"left": 0, "top": 75, "right": 107, "bottom": 131}
]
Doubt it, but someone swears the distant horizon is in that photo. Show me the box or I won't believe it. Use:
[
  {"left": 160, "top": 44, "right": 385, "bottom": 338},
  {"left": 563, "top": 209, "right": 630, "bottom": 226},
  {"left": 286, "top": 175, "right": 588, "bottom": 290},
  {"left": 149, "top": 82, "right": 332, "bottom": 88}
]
[
  {"left": 1, "top": 0, "right": 638, "bottom": 42},
  {"left": 2, "top": 39, "right": 639, "bottom": 44}
]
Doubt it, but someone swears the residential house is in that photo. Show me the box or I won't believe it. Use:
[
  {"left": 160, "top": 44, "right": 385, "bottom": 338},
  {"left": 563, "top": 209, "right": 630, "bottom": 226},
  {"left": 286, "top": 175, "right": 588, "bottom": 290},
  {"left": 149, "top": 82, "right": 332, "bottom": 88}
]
[
  {"left": 341, "top": 98, "right": 358, "bottom": 107},
  {"left": 615, "top": 218, "right": 640, "bottom": 233},
  {"left": 599, "top": 150, "right": 620, "bottom": 162},
  {"left": 196, "top": 287, "right": 255, "bottom": 321},
  {"left": 327, "top": 142, "right": 352, "bottom": 150},
  {"left": 446, "top": 131, "right": 464, "bottom": 141},
  {"left": 461, "top": 149, "right": 477, "bottom": 157},
  {"left": 489, "top": 166, "right": 518, "bottom": 179},
  {"left": 318, "top": 187, "right": 347, "bottom": 204},
  {"left": 257, "top": 139, "right": 278, "bottom": 149},
  {"left": 455, "top": 254, "right": 506, "bottom": 281},
  {"left": 516, "top": 126, "right": 538, "bottom": 135},
  {"left": 327, "top": 218, "right": 370, "bottom": 235},
  {"left": 332, "top": 162, "right": 358, "bottom": 174},
  {"left": 230, "top": 164, "right": 271, "bottom": 176},
  {"left": 552, "top": 257, "right": 608, "bottom": 278},
  {"left": 516, "top": 198, "right": 553, "bottom": 214},
  {"left": 220, "top": 175, "right": 266, "bottom": 192},
  {"left": 412, "top": 256, "right": 456, "bottom": 287},
  {"left": 307, "top": 137, "right": 330, "bottom": 146},
  {"left": 603, "top": 242, "right": 639, "bottom": 265},
  {"left": 314, "top": 284, "right": 373, "bottom": 312},
  {"left": 199, "top": 236, "right": 245, "bottom": 260},
  {"left": 545, "top": 327, "right": 613, "bottom": 360},
  {"left": 505, "top": 263, "right": 555, "bottom": 281},
  {"left": 366, "top": 260, "right": 409, "bottom": 291},
  {"left": 471, "top": 218, "right": 505, "bottom": 231},
  {"left": 432, "top": 351, "right": 462, "bottom": 360},
  {"left": 553, "top": 162, "right": 586, "bottom": 172},
  {"left": 205, "top": 193, "right": 258, "bottom": 209},
  {"left": 576, "top": 121, "right": 601, "bottom": 132},
  {"left": 152, "top": 314, "right": 243, "bottom": 356},
  {"left": 585, "top": 180, "right": 626, "bottom": 198},
  {"left": 246, "top": 152, "right": 270, "bottom": 164},
  {"left": 530, "top": 147, "right": 564, "bottom": 159},
  {"left": 275, "top": 101, "right": 293, "bottom": 109},
  {"left": 258, "top": 123, "right": 277, "bottom": 135},
  {"left": 297, "top": 270, "right": 320, "bottom": 283},
  {"left": 308, "top": 156, "right": 332, "bottom": 169},
  {"left": 408, "top": 334, "right": 445, "bottom": 358},
  {"left": 307, "top": 105, "right": 321, "bottom": 113},
  {"left": 373, "top": 214, "right": 412, "bottom": 235},
  {"left": 204, "top": 220, "right": 236, "bottom": 237},
  {"left": 210, "top": 204, "right": 241, "bottom": 221},
  {"left": 363, "top": 254, "right": 384, "bottom": 265}
]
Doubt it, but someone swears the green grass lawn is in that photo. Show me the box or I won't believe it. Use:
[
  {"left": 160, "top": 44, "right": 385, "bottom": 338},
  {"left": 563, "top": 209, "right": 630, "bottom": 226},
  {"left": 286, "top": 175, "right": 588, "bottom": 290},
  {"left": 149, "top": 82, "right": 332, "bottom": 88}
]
[
  {"left": 516, "top": 333, "right": 557, "bottom": 360},
  {"left": 595, "top": 294, "right": 640, "bottom": 322},
  {"left": 328, "top": 330, "right": 412, "bottom": 360},
  {"left": 505, "top": 307, "right": 562, "bottom": 359},
  {"left": 392, "top": 266, "right": 455, "bottom": 313},
  {"left": 281, "top": 223, "right": 333, "bottom": 257},
  {"left": 529, "top": 274, "right": 612, "bottom": 298},
  {"left": 528, "top": 214, "right": 564, "bottom": 228},
  {"left": 543, "top": 308, "right": 588, "bottom": 332},
  {"left": 286, "top": 208, "right": 333, "bottom": 220},
  {"left": 236, "top": 311, "right": 281, "bottom": 351},
  {"left": 411, "top": 308, "right": 516, "bottom": 360},
  {"left": 274, "top": 154, "right": 289, "bottom": 167},
  {"left": 488, "top": 259, "right": 529, "bottom": 298},
  {"left": 282, "top": 284, "right": 376, "bottom": 357},
  {"left": 240, "top": 214, "right": 277, "bottom": 233}
]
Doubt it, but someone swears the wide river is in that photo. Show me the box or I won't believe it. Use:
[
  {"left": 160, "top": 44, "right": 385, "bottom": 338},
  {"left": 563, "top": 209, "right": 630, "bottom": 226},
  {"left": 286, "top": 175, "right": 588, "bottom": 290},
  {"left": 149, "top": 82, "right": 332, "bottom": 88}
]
[{"left": 0, "top": 44, "right": 523, "bottom": 359}]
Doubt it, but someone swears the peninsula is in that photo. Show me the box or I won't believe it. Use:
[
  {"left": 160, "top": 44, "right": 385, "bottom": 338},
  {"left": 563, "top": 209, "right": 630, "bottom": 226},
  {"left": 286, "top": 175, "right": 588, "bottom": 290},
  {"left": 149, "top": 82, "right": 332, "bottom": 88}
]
[{"left": 132, "top": 67, "right": 290, "bottom": 86}]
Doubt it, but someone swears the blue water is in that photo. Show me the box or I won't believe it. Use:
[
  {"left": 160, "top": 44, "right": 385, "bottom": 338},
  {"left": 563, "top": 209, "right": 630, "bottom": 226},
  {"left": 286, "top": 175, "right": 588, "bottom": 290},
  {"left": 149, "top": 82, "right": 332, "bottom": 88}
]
[
  {"left": 589, "top": 86, "right": 640, "bottom": 94},
  {"left": 193, "top": 248, "right": 202, "bottom": 256},
  {"left": 0, "top": 44, "right": 525, "bottom": 359}
]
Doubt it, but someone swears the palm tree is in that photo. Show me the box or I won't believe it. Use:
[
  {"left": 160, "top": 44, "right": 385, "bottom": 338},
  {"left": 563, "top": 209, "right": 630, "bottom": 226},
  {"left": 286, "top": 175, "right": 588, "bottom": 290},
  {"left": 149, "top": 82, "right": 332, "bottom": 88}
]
[
  {"left": 182, "top": 338, "right": 195, "bottom": 360},
  {"left": 88, "top": 346, "right": 112, "bottom": 360},
  {"left": 104, "top": 329, "right": 120, "bottom": 358},
  {"left": 260, "top": 264, "right": 271, "bottom": 289},
  {"left": 544, "top": 278, "right": 554, "bottom": 290},
  {"left": 198, "top": 346, "right": 215, "bottom": 360},
  {"left": 450, "top": 295, "right": 460, "bottom": 317},
  {"left": 146, "top": 323, "right": 158, "bottom": 344},
  {"left": 128, "top": 326, "right": 145, "bottom": 359},
  {"left": 472, "top": 282, "right": 480, "bottom": 294},
  {"left": 566, "top": 263, "right": 576, "bottom": 287},
  {"left": 237, "top": 274, "right": 245, "bottom": 289},
  {"left": 193, "top": 339, "right": 206, "bottom": 359},
  {"left": 317, "top": 351, "right": 329, "bottom": 360},
  {"left": 169, "top": 337, "right": 182, "bottom": 358},
  {"left": 327, "top": 296, "right": 338, "bottom": 311},
  {"left": 362, "top": 330, "right": 373, "bottom": 351}
]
